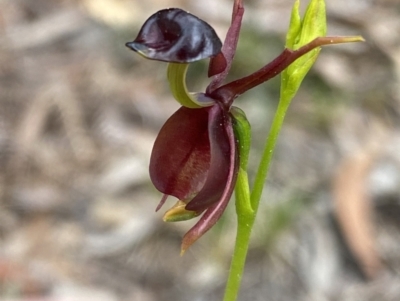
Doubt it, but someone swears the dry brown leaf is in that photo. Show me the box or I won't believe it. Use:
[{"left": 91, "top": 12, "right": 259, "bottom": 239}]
[{"left": 333, "top": 148, "right": 382, "bottom": 279}]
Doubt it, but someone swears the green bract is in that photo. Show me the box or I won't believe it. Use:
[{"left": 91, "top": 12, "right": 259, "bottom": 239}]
[
  {"left": 285, "top": 0, "right": 301, "bottom": 49},
  {"left": 231, "top": 107, "right": 251, "bottom": 171},
  {"left": 231, "top": 107, "right": 253, "bottom": 215},
  {"left": 281, "top": 0, "right": 326, "bottom": 100}
]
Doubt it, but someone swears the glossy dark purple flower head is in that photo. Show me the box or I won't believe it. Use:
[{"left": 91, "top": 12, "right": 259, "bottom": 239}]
[{"left": 126, "top": 8, "right": 222, "bottom": 63}]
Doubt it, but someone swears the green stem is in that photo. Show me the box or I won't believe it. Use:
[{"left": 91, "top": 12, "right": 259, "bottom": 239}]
[
  {"left": 222, "top": 194, "right": 255, "bottom": 301},
  {"left": 250, "top": 99, "right": 291, "bottom": 210},
  {"left": 222, "top": 98, "right": 291, "bottom": 301}
]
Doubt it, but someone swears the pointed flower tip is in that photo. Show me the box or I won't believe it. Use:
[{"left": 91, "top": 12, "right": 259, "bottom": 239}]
[
  {"left": 340, "top": 35, "right": 365, "bottom": 43},
  {"left": 318, "top": 35, "right": 365, "bottom": 46},
  {"left": 180, "top": 233, "right": 197, "bottom": 255},
  {"left": 125, "top": 41, "right": 143, "bottom": 52},
  {"left": 180, "top": 233, "right": 196, "bottom": 255},
  {"left": 155, "top": 194, "right": 169, "bottom": 212}
]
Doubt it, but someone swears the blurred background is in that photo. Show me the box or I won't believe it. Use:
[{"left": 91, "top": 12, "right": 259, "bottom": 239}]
[{"left": 1, "top": 0, "right": 400, "bottom": 300}]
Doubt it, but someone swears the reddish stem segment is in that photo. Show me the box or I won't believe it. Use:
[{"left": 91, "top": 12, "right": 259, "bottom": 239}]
[
  {"left": 207, "top": 3, "right": 244, "bottom": 92},
  {"left": 210, "top": 36, "right": 360, "bottom": 106}
]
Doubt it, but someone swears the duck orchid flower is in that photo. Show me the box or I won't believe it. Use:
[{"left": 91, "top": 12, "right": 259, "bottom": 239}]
[
  {"left": 126, "top": 2, "right": 364, "bottom": 253},
  {"left": 126, "top": 7, "right": 246, "bottom": 253}
]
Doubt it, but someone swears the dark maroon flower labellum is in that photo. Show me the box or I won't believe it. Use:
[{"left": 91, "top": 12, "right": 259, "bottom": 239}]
[
  {"left": 126, "top": 8, "right": 223, "bottom": 63},
  {"left": 150, "top": 104, "right": 236, "bottom": 213},
  {"left": 150, "top": 104, "right": 239, "bottom": 252},
  {"left": 184, "top": 105, "right": 232, "bottom": 212},
  {"left": 150, "top": 106, "right": 211, "bottom": 203}
]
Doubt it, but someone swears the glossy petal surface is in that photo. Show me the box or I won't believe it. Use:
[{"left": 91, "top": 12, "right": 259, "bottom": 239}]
[
  {"left": 185, "top": 104, "right": 232, "bottom": 212},
  {"left": 150, "top": 107, "right": 211, "bottom": 202},
  {"left": 126, "top": 8, "right": 222, "bottom": 63},
  {"left": 182, "top": 109, "right": 239, "bottom": 252}
]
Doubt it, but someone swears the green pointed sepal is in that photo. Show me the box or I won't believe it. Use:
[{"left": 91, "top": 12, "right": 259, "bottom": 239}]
[{"left": 163, "top": 200, "right": 200, "bottom": 222}]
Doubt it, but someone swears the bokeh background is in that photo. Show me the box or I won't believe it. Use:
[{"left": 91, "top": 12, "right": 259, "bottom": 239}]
[{"left": 1, "top": 0, "right": 400, "bottom": 300}]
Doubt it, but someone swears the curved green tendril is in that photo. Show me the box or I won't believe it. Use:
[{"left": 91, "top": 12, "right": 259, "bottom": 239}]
[{"left": 167, "top": 63, "right": 215, "bottom": 108}]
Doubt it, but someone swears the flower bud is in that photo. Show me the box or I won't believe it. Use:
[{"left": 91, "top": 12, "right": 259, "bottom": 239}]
[{"left": 281, "top": 0, "right": 326, "bottom": 99}]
